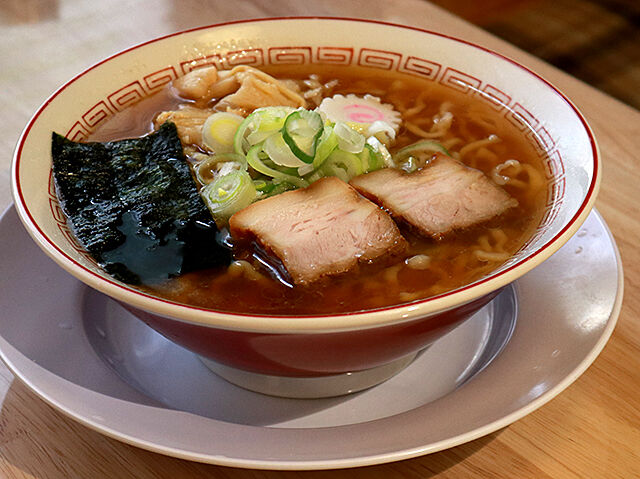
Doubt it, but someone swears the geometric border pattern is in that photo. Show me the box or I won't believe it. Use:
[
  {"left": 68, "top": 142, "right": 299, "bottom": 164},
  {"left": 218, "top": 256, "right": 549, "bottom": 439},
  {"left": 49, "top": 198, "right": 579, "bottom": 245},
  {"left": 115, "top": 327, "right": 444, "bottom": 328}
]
[{"left": 57, "top": 45, "right": 565, "bottom": 259}]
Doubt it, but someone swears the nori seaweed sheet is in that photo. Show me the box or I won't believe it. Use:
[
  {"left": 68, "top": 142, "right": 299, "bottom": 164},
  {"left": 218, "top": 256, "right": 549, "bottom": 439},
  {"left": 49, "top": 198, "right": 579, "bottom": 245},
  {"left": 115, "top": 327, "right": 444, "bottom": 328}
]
[{"left": 51, "top": 122, "right": 230, "bottom": 284}]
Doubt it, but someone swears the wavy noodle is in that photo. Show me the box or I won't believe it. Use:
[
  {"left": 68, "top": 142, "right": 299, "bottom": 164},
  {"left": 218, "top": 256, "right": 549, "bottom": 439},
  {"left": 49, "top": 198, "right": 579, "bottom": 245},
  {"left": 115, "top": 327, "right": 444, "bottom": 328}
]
[
  {"left": 442, "top": 137, "right": 463, "bottom": 150},
  {"left": 459, "top": 134, "right": 501, "bottom": 159},
  {"left": 491, "top": 228, "right": 509, "bottom": 249},
  {"left": 402, "top": 91, "right": 429, "bottom": 117},
  {"left": 472, "top": 228, "right": 510, "bottom": 263},
  {"left": 474, "top": 251, "right": 511, "bottom": 262},
  {"left": 466, "top": 103, "right": 500, "bottom": 131},
  {"left": 491, "top": 159, "right": 545, "bottom": 196},
  {"left": 399, "top": 291, "right": 422, "bottom": 302},
  {"left": 434, "top": 110, "right": 454, "bottom": 131},
  {"left": 492, "top": 159, "right": 521, "bottom": 185},
  {"left": 521, "top": 163, "right": 545, "bottom": 192},
  {"left": 405, "top": 122, "right": 448, "bottom": 139},
  {"left": 395, "top": 96, "right": 456, "bottom": 143},
  {"left": 476, "top": 147, "right": 499, "bottom": 162},
  {"left": 383, "top": 264, "right": 403, "bottom": 283},
  {"left": 298, "top": 74, "right": 339, "bottom": 107},
  {"left": 466, "top": 146, "right": 499, "bottom": 170},
  {"left": 474, "top": 116, "right": 499, "bottom": 131},
  {"left": 439, "top": 101, "right": 453, "bottom": 114},
  {"left": 404, "top": 109, "right": 455, "bottom": 140}
]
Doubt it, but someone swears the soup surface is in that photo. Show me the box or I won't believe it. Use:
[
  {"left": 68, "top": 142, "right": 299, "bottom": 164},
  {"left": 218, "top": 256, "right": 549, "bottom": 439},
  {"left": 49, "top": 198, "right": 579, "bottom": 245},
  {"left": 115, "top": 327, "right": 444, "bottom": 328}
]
[{"left": 89, "top": 65, "right": 547, "bottom": 315}]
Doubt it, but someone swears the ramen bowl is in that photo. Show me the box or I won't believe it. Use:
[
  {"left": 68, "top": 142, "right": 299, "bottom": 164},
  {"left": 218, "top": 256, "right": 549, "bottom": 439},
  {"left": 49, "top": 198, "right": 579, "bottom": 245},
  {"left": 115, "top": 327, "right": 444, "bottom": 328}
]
[{"left": 11, "top": 18, "right": 599, "bottom": 398}]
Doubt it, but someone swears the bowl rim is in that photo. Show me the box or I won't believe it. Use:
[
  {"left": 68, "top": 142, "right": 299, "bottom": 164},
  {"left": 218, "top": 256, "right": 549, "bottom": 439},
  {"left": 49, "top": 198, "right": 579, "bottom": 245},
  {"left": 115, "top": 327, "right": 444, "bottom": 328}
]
[{"left": 11, "top": 17, "right": 601, "bottom": 333}]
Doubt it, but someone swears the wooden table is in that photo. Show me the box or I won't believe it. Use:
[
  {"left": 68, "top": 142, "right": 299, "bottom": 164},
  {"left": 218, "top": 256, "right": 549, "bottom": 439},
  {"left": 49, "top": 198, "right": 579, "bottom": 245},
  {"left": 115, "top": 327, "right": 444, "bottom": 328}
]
[{"left": 1, "top": 1, "right": 638, "bottom": 477}]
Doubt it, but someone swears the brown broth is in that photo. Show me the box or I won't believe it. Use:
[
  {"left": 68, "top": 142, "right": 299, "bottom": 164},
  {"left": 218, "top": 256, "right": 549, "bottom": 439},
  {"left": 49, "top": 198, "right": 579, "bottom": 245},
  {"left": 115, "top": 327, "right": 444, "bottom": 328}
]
[{"left": 90, "top": 65, "right": 547, "bottom": 315}]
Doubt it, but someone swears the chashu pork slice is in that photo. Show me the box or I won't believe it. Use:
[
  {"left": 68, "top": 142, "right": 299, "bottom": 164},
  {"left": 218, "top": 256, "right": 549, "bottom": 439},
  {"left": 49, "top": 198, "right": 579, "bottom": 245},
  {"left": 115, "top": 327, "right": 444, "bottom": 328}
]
[
  {"left": 229, "top": 177, "right": 408, "bottom": 285},
  {"left": 350, "top": 154, "right": 518, "bottom": 239}
]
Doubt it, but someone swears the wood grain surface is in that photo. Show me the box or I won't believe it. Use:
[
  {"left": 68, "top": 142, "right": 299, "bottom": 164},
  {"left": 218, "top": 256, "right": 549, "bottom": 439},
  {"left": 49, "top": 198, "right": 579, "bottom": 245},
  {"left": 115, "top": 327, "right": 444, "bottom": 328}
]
[{"left": 1, "top": 0, "right": 639, "bottom": 477}]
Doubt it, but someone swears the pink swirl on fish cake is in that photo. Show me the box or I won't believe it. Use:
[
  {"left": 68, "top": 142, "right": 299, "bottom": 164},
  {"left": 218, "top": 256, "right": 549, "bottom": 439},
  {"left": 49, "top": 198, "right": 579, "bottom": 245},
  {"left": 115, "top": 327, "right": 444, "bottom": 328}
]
[{"left": 343, "top": 104, "right": 385, "bottom": 123}]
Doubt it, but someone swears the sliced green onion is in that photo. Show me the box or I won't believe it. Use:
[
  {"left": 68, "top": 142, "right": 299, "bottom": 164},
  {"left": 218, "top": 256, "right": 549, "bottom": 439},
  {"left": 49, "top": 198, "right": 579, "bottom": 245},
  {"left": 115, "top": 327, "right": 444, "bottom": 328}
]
[
  {"left": 245, "top": 107, "right": 293, "bottom": 145},
  {"left": 233, "top": 107, "right": 294, "bottom": 156},
  {"left": 322, "top": 163, "right": 350, "bottom": 182},
  {"left": 200, "top": 170, "right": 257, "bottom": 222},
  {"left": 222, "top": 105, "right": 407, "bottom": 200},
  {"left": 194, "top": 152, "right": 247, "bottom": 185},
  {"left": 297, "top": 163, "right": 314, "bottom": 176},
  {"left": 202, "top": 112, "right": 244, "bottom": 154},
  {"left": 253, "top": 179, "right": 280, "bottom": 196},
  {"left": 267, "top": 181, "right": 296, "bottom": 197},
  {"left": 216, "top": 161, "right": 242, "bottom": 178},
  {"left": 320, "top": 150, "right": 364, "bottom": 181},
  {"left": 263, "top": 132, "right": 307, "bottom": 168},
  {"left": 246, "top": 145, "right": 308, "bottom": 188},
  {"left": 358, "top": 144, "right": 382, "bottom": 173},
  {"left": 368, "top": 144, "right": 385, "bottom": 171},
  {"left": 393, "top": 140, "right": 449, "bottom": 162},
  {"left": 297, "top": 125, "right": 339, "bottom": 176},
  {"left": 392, "top": 140, "right": 449, "bottom": 172},
  {"left": 305, "top": 170, "right": 325, "bottom": 183},
  {"left": 252, "top": 179, "right": 269, "bottom": 190},
  {"left": 282, "top": 110, "right": 324, "bottom": 163},
  {"left": 234, "top": 112, "right": 258, "bottom": 156},
  {"left": 366, "top": 136, "right": 394, "bottom": 167},
  {"left": 254, "top": 106, "right": 294, "bottom": 130},
  {"left": 262, "top": 157, "right": 299, "bottom": 176},
  {"left": 311, "top": 125, "right": 338, "bottom": 168},
  {"left": 334, "top": 121, "right": 365, "bottom": 154},
  {"left": 246, "top": 129, "right": 276, "bottom": 146}
]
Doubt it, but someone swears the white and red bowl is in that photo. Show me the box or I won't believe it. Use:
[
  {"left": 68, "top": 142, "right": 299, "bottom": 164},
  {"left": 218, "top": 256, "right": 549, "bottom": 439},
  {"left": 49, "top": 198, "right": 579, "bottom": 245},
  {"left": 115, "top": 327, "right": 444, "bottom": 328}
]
[{"left": 11, "top": 18, "right": 599, "bottom": 397}]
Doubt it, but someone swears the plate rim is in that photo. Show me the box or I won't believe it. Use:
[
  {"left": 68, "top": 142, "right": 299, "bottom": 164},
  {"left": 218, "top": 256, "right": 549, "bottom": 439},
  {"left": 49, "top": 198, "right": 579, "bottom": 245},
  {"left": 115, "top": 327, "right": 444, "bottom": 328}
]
[{"left": 0, "top": 205, "right": 624, "bottom": 470}]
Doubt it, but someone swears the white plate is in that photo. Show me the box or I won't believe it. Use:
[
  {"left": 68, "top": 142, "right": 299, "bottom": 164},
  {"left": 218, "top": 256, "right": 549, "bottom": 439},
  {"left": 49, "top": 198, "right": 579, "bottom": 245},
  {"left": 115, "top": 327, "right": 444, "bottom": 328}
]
[{"left": 0, "top": 206, "right": 622, "bottom": 470}]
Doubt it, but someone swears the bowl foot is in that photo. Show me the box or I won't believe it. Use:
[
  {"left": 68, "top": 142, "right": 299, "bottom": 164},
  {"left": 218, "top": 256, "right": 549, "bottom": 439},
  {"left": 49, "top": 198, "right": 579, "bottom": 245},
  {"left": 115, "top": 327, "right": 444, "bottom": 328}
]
[{"left": 199, "top": 352, "right": 420, "bottom": 398}]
